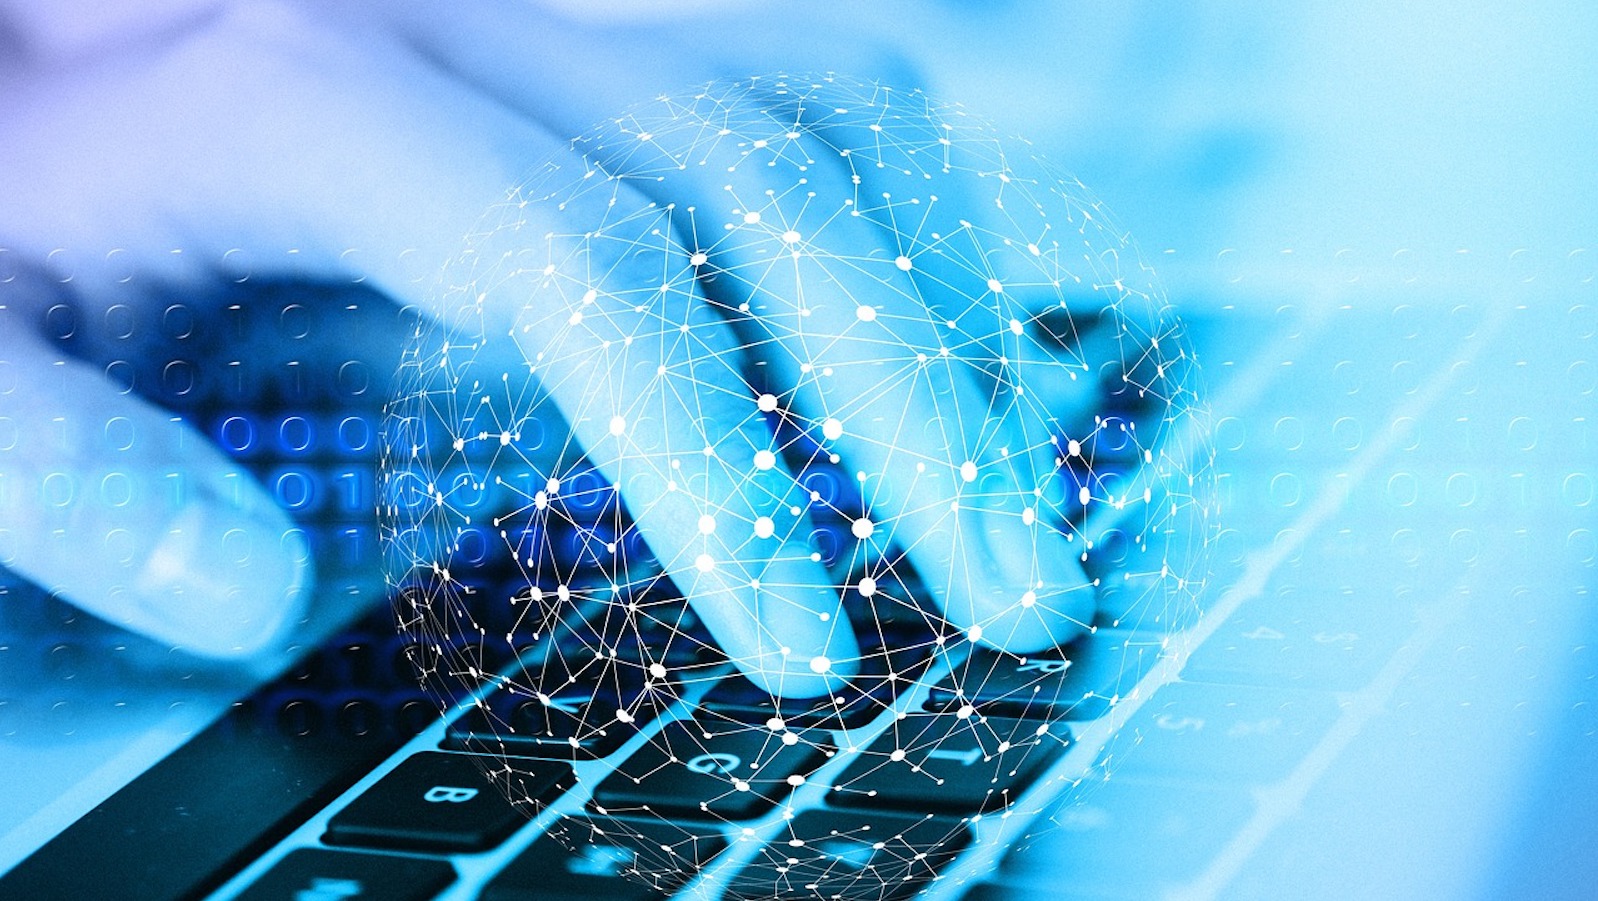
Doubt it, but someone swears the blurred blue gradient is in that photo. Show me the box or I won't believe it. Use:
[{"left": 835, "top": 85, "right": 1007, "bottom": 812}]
[{"left": 0, "top": 2, "right": 1592, "bottom": 897}]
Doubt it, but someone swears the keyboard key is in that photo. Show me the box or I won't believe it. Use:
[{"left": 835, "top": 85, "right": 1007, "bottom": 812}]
[
  {"left": 480, "top": 816, "right": 725, "bottom": 901},
  {"left": 1179, "top": 591, "right": 1405, "bottom": 692},
  {"left": 446, "top": 646, "right": 680, "bottom": 758},
  {"left": 236, "top": 849, "right": 454, "bottom": 901},
  {"left": 324, "top": 752, "right": 568, "bottom": 853},
  {"left": 1111, "top": 682, "right": 1341, "bottom": 784},
  {"left": 830, "top": 715, "right": 1069, "bottom": 813},
  {"left": 592, "top": 719, "right": 833, "bottom": 821},
  {"left": 726, "top": 810, "right": 969, "bottom": 901},
  {"left": 994, "top": 779, "right": 1254, "bottom": 897},
  {"left": 926, "top": 629, "right": 1163, "bottom": 721}
]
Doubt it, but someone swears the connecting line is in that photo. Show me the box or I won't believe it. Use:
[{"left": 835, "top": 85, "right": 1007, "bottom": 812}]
[
  {"left": 919, "top": 303, "right": 1342, "bottom": 901},
  {"left": 1164, "top": 299, "right": 1513, "bottom": 901}
]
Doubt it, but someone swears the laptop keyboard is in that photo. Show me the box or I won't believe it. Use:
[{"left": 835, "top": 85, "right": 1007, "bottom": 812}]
[
  {"left": 212, "top": 603, "right": 1144, "bottom": 901},
  {"left": 2, "top": 284, "right": 1497, "bottom": 900}
]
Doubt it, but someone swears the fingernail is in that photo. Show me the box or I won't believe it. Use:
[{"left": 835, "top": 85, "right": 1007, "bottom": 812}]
[
  {"left": 132, "top": 500, "right": 309, "bottom": 657},
  {"left": 723, "top": 580, "right": 860, "bottom": 700}
]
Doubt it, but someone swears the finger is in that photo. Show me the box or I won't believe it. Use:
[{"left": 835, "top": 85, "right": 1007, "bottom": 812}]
[
  {"left": 0, "top": 319, "right": 307, "bottom": 656},
  {"left": 0, "top": 8, "right": 562, "bottom": 653},
  {"left": 572, "top": 86, "right": 1097, "bottom": 654},
  {"left": 413, "top": 182, "right": 862, "bottom": 698},
  {"left": 785, "top": 79, "right": 1213, "bottom": 634}
]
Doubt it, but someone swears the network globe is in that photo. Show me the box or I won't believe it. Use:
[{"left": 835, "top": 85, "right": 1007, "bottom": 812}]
[{"left": 380, "top": 74, "right": 1214, "bottom": 899}]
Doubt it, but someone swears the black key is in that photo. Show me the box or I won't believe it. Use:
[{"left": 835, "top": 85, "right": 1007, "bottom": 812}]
[
  {"left": 0, "top": 618, "right": 409, "bottom": 901},
  {"left": 829, "top": 715, "right": 1068, "bottom": 813},
  {"left": 726, "top": 810, "right": 969, "bottom": 901},
  {"left": 445, "top": 649, "right": 677, "bottom": 759},
  {"left": 324, "top": 752, "right": 569, "bottom": 853},
  {"left": 926, "top": 629, "right": 1160, "bottom": 721},
  {"left": 481, "top": 816, "right": 725, "bottom": 901},
  {"left": 236, "top": 849, "right": 454, "bottom": 901},
  {"left": 592, "top": 719, "right": 833, "bottom": 821},
  {"left": 444, "top": 684, "right": 668, "bottom": 759}
]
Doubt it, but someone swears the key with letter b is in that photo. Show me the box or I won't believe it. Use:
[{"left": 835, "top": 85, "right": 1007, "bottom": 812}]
[{"left": 324, "top": 752, "right": 570, "bottom": 853}]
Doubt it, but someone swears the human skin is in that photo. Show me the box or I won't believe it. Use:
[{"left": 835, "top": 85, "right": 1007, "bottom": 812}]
[{"left": 0, "top": 2, "right": 1156, "bottom": 696}]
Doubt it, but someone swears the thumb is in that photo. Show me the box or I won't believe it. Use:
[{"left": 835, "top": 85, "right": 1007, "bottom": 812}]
[{"left": 0, "top": 317, "right": 308, "bottom": 656}]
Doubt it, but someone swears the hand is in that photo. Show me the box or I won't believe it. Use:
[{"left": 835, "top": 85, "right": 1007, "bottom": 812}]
[{"left": 0, "top": 3, "right": 1185, "bottom": 694}]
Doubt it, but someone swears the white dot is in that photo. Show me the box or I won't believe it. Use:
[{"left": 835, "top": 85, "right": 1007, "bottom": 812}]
[
  {"left": 744, "top": 211, "right": 761, "bottom": 224},
  {"left": 960, "top": 461, "right": 978, "bottom": 482},
  {"left": 757, "top": 393, "right": 779, "bottom": 412},
  {"left": 823, "top": 418, "right": 844, "bottom": 441},
  {"left": 851, "top": 518, "right": 874, "bottom": 540},
  {"left": 782, "top": 230, "right": 801, "bottom": 244},
  {"left": 698, "top": 515, "right": 717, "bottom": 535},
  {"left": 857, "top": 577, "right": 877, "bottom": 597},
  {"left": 649, "top": 663, "right": 667, "bottom": 678},
  {"left": 1022, "top": 507, "right": 1036, "bottom": 526},
  {"left": 968, "top": 625, "right": 983, "bottom": 642},
  {"left": 787, "top": 774, "right": 806, "bottom": 787},
  {"left": 754, "top": 516, "right": 775, "bottom": 538},
  {"left": 895, "top": 255, "right": 913, "bottom": 271},
  {"left": 691, "top": 251, "right": 708, "bottom": 266},
  {"left": 1067, "top": 439, "right": 1081, "bottom": 457},
  {"left": 890, "top": 748, "right": 906, "bottom": 762},
  {"left": 1021, "top": 590, "right": 1037, "bottom": 608},
  {"left": 809, "top": 656, "right": 831, "bottom": 674},
  {"left": 609, "top": 415, "right": 627, "bottom": 436},
  {"left": 695, "top": 554, "right": 715, "bottom": 572},
  {"left": 1079, "top": 486, "right": 1092, "bottom": 505},
  {"left": 546, "top": 477, "right": 560, "bottom": 494},
  {"left": 1009, "top": 318, "right": 1024, "bottom": 335},
  {"left": 856, "top": 305, "right": 877, "bottom": 322},
  {"left": 988, "top": 278, "right": 1003, "bottom": 293},
  {"left": 754, "top": 449, "right": 777, "bottom": 470}
]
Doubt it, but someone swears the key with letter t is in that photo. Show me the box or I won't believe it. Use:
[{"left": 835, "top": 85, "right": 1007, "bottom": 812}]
[{"left": 829, "top": 714, "right": 1069, "bottom": 813}]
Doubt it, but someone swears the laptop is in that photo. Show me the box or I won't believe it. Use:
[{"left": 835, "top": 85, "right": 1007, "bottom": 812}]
[{"left": 2, "top": 228, "right": 1588, "bottom": 901}]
